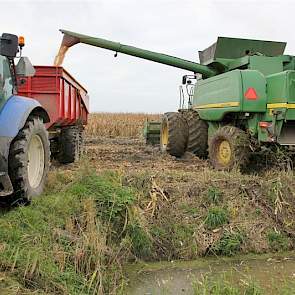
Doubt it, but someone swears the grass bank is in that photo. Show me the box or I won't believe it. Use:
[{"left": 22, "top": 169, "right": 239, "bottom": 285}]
[
  {"left": 0, "top": 167, "right": 138, "bottom": 294},
  {"left": 1, "top": 162, "right": 295, "bottom": 294}
]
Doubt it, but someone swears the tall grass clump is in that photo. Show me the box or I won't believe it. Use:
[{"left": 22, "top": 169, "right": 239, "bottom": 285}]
[
  {"left": 267, "top": 230, "right": 289, "bottom": 252},
  {"left": 204, "top": 207, "right": 229, "bottom": 230},
  {"left": 211, "top": 231, "right": 245, "bottom": 256}
]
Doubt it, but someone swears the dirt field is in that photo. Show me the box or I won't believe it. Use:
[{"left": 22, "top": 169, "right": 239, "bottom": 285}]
[{"left": 85, "top": 137, "right": 207, "bottom": 172}]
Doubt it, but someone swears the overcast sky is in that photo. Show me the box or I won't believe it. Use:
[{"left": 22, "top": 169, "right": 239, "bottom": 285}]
[{"left": 1, "top": 0, "right": 295, "bottom": 113}]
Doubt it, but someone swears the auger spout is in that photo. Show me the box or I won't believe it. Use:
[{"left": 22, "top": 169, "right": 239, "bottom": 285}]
[{"left": 55, "top": 29, "right": 218, "bottom": 78}]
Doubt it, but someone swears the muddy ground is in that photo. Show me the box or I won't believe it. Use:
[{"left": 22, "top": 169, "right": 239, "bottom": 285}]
[{"left": 84, "top": 137, "right": 207, "bottom": 172}]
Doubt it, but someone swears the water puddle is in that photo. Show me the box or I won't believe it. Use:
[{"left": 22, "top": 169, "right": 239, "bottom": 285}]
[{"left": 126, "top": 252, "right": 295, "bottom": 294}]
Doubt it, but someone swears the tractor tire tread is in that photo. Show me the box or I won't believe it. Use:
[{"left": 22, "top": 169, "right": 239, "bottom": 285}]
[{"left": 8, "top": 116, "right": 50, "bottom": 201}]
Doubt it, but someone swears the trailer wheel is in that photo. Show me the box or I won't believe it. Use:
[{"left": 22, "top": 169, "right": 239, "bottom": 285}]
[
  {"left": 183, "top": 110, "right": 208, "bottom": 158},
  {"left": 160, "top": 112, "right": 188, "bottom": 157},
  {"left": 78, "top": 127, "right": 85, "bottom": 157},
  {"left": 58, "top": 126, "right": 81, "bottom": 164},
  {"left": 209, "top": 126, "right": 249, "bottom": 170},
  {"left": 8, "top": 116, "right": 50, "bottom": 201}
]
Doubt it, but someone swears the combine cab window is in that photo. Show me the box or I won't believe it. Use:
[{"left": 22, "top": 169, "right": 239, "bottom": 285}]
[{"left": 0, "top": 56, "right": 13, "bottom": 101}]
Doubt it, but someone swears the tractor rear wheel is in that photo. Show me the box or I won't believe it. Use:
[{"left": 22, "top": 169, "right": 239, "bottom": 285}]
[
  {"left": 209, "top": 126, "right": 249, "bottom": 170},
  {"left": 160, "top": 112, "right": 188, "bottom": 157},
  {"left": 8, "top": 116, "right": 50, "bottom": 201},
  {"left": 58, "top": 126, "right": 82, "bottom": 164},
  {"left": 182, "top": 110, "right": 208, "bottom": 158}
]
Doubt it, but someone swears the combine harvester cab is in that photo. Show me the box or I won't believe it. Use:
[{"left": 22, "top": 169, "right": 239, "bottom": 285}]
[{"left": 56, "top": 30, "right": 295, "bottom": 170}]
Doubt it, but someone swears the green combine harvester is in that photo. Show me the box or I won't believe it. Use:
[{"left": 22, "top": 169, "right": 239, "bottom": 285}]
[{"left": 56, "top": 30, "right": 295, "bottom": 170}]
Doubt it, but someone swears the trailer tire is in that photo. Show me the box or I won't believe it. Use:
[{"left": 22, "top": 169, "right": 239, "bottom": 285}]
[
  {"left": 58, "top": 126, "right": 82, "bottom": 164},
  {"left": 8, "top": 116, "right": 50, "bottom": 201},
  {"left": 183, "top": 110, "right": 208, "bottom": 158},
  {"left": 160, "top": 112, "right": 188, "bottom": 157},
  {"left": 78, "top": 127, "right": 85, "bottom": 157},
  {"left": 209, "top": 126, "right": 249, "bottom": 171}
]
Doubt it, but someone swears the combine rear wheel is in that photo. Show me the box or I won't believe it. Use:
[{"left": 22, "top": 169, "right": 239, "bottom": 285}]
[
  {"left": 183, "top": 110, "right": 208, "bottom": 158},
  {"left": 8, "top": 116, "right": 50, "bottom": 201},
  {"left": 209, "top": 126, "right": 249, "bottom": 170},
  {"left": 160, "top": 112, "right": 188, "bottom": 157}
]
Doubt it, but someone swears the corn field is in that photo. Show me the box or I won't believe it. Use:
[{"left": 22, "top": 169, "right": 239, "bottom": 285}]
[{"left": 85, "top": 112, "right": 161, "bottom": 138}]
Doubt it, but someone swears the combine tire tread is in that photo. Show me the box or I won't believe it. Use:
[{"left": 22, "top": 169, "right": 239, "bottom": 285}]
[
  {"left": 160, "top": 112, "right": 188, "bottom": 157},
  {"left": 209, "top": 125, "right": 249, "bottom": 170},
  {"left": 183, "top": 110, "right": 208, "bottom": 158}
]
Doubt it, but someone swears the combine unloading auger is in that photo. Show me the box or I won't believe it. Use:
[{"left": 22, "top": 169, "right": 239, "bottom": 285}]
[{"left": 54, "top": 29, "right": 217, "bottom": 78}]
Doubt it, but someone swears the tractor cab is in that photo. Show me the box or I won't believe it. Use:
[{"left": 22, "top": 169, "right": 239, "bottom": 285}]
[{"left": 0, "top": 33, "right": 35, "bottom": 105}]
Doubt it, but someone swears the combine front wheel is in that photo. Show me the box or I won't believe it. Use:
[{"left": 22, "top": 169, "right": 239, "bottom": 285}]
[
  {"left": 209, "top": 126, "right": 249, "bottom": 170},
  {"left": 160, "top": 112, "right": 188, "bottom": 157}
]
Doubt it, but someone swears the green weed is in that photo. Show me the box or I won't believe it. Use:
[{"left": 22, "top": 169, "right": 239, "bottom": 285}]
[
  {"left": 127, "top": 222, "right": 152, "bottom": 258},
  {"left": 267, "top": 230, "right": 289, "bottom": 252},
  {"left": 207, "top": 187, "right": 223, "bottom": 204},
  {"left": 204, "top": 207, "right": 229, "bottom": 230},
  {"left": 211, "top": 231, "right": 244, "bottom": 256}
]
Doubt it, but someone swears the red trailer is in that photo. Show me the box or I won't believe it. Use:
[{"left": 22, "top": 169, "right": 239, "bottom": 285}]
[{"left": 18, "top": 66, "right": 89, "bottom": 163}]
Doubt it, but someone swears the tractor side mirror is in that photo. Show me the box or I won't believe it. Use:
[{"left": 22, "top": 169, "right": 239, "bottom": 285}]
[
  {"left": 16, "top": 57, "right": 36, "bottom": 77},
  {"left": 182, "top": 75, "right": 187, "bottom": 85},
  {"left": 0, "top": 33, "right": 18, "bottom": 58}
]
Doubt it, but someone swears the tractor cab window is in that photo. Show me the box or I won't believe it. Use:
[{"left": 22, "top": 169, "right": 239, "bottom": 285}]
[{"left": 0, "top": 56, "right": 13, "bottom": 101}]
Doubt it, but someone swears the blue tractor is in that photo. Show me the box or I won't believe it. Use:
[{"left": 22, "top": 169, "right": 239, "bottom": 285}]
[{"left": 0, "top": 33, "right": 50, "bottom": 202}]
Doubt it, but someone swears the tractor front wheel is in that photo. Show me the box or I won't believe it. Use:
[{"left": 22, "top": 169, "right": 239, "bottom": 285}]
[
  {"left": 8, "top": 116, "right": 50, "bottom": 201},
  {"left": 209, "top": 126, "right": 249, "bottom": 170},
  {"left": 160, "top": 112, "right": 188, "bottom": 157}
]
